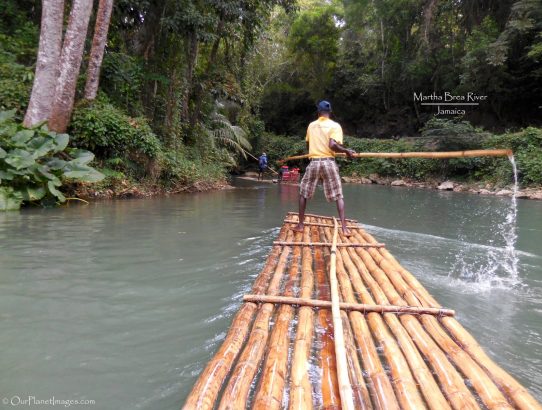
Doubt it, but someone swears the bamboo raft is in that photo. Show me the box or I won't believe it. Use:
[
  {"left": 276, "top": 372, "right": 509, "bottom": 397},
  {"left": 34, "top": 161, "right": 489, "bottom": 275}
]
[{"left": 183, "top": 213, "right": 541, "bottom": 410}]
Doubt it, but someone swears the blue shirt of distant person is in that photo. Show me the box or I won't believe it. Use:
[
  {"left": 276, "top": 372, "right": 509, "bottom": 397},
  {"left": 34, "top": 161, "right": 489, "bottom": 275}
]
[{"left": 258, "top": 153, "right": 268, "bottom": 180}]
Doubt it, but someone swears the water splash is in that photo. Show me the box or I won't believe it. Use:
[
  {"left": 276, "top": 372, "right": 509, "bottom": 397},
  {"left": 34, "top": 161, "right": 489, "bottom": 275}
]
[{"left": 449, "top": 154, "right": 520, "bottom": 289}]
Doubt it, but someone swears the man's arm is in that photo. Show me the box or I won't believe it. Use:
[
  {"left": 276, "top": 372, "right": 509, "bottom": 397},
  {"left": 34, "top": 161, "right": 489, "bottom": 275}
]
[{"left": 329, "top": 138, "right": 355, "bottom": 158}]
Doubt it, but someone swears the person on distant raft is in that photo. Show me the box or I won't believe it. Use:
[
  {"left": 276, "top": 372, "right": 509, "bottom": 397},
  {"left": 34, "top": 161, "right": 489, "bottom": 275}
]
[
  {"left": 258, "top": 152, "right": 268, "bottom": 181},
  {"left": 293, "top": 100, "right": 355, "bottom": 236}
]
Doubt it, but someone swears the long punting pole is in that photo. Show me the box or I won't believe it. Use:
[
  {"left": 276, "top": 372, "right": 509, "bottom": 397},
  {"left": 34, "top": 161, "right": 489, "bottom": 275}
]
[
  {"left": 279, "top": 149, "right": 513, "bottom": 163},
  {"left": 329, "top": 218, "right": 355, "bottom": 410}
]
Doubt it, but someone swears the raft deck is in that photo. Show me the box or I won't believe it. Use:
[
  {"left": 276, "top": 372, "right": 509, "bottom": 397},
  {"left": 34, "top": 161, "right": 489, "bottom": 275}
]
[{"left": 183, "top": 213, "right": 541, "bottom": 410}]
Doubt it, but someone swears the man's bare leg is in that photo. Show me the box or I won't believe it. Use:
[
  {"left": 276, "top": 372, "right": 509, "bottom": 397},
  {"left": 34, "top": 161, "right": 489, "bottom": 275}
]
[
  {"left": 293, "top": 195, "right": 307, "bottom": 233},
  {"left": 336, "top": 197, "right": 352, "bottom": 236}
]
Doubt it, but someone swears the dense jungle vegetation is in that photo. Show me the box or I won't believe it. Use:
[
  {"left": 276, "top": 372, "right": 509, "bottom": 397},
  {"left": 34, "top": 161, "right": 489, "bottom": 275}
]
[{"left": 0, "top": 0, "right": 541, "bottom": 209}]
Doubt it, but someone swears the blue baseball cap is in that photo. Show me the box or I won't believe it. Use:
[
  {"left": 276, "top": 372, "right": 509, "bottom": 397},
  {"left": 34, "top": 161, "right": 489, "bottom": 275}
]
[{"left": 317, "top": 100, "right": 332, "bottom": 113}]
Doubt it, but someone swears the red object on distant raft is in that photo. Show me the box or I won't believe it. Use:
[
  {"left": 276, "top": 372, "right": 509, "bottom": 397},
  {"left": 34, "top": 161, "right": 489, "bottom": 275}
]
[{"left": 282, "top": 167, "right": 300, "bottom": 182}]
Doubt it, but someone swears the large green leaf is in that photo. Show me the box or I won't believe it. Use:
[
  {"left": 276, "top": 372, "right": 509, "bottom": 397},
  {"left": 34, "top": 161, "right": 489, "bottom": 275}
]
[
  {"left": 0, "top": 170, "right": 13, "bottom": 180},
  {"left": 47, "top": 181, "right": 65, "bottom": 202},
  {"left": 63, "top": 162, "right": 104, "bottom": 182},
  {"left": 32, "top": 139, "right": 56, "bottom": 158},
  {"left": 4, "top": 149, "right": 36, "bottom": 170},
  {"left": 0, "top": 187, "right": 23, "bottom": 211},
  {"left": 53, "top": 133, "right": 69, "bottom": 152},
  {"left": 0, "top": 110, "right": 16, "bottom": 125},
  {"left": 46, "top": 158, "right": 67, "bottom": 170},
  {"left": 0, "top": 147, "right": 6, "bottom": 158},
  {"left": 11, "top": 129, "right": 35, "bottom": 145},
  {"left": 69, "top": 149, "right": 95, "bottom": 165},
  {"left": 20, "top": 186, "right": 46, "bottom": 201}
]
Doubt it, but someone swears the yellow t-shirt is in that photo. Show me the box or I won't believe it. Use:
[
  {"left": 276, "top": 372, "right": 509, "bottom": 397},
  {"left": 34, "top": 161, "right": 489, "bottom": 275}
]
[{"left": 305, "top": 117, "right": 344, "bottom": 159}]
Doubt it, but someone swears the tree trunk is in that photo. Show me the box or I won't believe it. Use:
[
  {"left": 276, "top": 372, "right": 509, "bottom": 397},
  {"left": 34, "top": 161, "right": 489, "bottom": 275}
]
[
  {"left": 84, "top": 0, "right": 114, "bottom": 100},
  {"left": 48, "top": 0, "right": 94, "bottom": 132},
  {"left": 23, "top": 0, "right": 65, "bottom": 127}
]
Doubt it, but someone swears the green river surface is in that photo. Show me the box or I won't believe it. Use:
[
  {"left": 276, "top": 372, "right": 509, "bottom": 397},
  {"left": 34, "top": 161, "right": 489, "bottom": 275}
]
[{"left": 1, "top": 179, "right": 541, "bottom": 409}]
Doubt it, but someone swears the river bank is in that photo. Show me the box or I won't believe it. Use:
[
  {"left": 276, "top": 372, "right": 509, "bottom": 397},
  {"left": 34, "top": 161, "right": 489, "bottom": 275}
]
[
  {"left": 341, "top": 175, "right": 542, "bottom": 200},
  {"left": 66, "top": 178, "right": 233, "bottom": 200}
]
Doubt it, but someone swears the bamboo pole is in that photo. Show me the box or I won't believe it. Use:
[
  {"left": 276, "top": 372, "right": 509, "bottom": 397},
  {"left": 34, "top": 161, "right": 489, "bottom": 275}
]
[
  {"left": 289, "top": 226, "right": 316, "bottom": 410},
  {"left": 245, "top": 150, "right": 279, "bottom": 175},
  {"left": 242, "top": 295, "right": 455, "bottom": 316},
  {"left": 356, "top": 230, "right": 517, "bottom": 409},
  {"left": 218, "top": 231, "right": 293, "bottom": 410},
  {"left": 253, "top": 228, "right": 303, "bottom": 409},
  {"left": 279, "top": 149, "right": 513, "bottom": 163},
  {"left": 360, "top": 230, "right": 542, "bottom": 410},
  {"left": 183, "top": 226, "right": 289, "bottom": 410},
  {"left": 329, "top": 218, "right": 355, "bottom": 410},
  {"left": 337, "top": 248, "right": 429, "bottom": 410},
  {"left": 341, "top": 309, "right": 373, "bottom": 410},
  {"left": 343, "top": 243, "right": 451, "bottom": 410},
  {"left": 313, "top": 218, "right": 341, "bottom": 409},
  {"left": 321, "top": 227, "right": 403, "bottom": 410},
  {"left": 273, "top": 241, "right": 385, "bottom": 248}
]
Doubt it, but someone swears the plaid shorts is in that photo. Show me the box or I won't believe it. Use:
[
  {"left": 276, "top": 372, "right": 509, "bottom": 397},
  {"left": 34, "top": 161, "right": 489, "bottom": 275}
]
[{"left": 299, "top": 159, "right": 343, "bottom": 202}]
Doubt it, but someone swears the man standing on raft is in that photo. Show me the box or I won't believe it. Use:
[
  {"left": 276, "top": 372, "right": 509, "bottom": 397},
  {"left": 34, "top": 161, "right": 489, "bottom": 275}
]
[{"left": 294, "top": 100, "right": 355, "bottom": 236}]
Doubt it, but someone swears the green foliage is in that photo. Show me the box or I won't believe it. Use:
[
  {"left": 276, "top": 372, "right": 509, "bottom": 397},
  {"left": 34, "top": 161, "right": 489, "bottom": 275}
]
[
  {"left": 0, "top": 38, "right": 34, "bottom": 118},
  {"left": 0, "top": 110, "right": 104, "bottom": 210},
  {"left": 159, "top": 151, "right": 226, "bottom": 187},
  {"left": 100, "top": 52, "right": 144, "bottom": 115},
  {"left": 70, "top": 99, "right": 163, "bottom": 178},
  {"left": 483, "top": 127, "right": 542, "bottom": 185},
  {"left": 255, "top": 132, "right": 306, "bottom": 167}
]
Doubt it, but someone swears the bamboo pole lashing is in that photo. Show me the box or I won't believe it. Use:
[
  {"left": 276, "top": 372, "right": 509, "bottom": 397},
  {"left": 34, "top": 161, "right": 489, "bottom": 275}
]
[
  {"left": 273, "top": 241, "right": 385, "bottom": 248},
  {"left": 328, "top": 217, "right": 355, "bottom": 410},
  {"left": 279, "top": 149, "right": 513, "bottom": 163},
  {"left": 183, "top": 226, "right": 290, "bottom": 410},
  {"left": 242, "top": 295, "right": 455, "bottom": 316}
]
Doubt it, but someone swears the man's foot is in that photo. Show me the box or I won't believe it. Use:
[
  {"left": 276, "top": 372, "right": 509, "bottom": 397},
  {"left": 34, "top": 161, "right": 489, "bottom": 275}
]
[
  {"left": 293, "top": 223, "right": 304, "bottom": 233},
  {"left": 341, "top": 227, "right": 352, "bottom": 237}
]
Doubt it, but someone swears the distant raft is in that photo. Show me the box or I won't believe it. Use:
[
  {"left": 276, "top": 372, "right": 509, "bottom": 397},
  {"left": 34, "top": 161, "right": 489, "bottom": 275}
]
[{"left": 183, "top": 213, "right": 541, "bottom": 410}]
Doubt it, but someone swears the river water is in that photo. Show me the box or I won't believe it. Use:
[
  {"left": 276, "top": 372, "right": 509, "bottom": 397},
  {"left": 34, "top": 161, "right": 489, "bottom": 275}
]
[{"left": 1, "top": 180, "right": 541, "bottom": 409}]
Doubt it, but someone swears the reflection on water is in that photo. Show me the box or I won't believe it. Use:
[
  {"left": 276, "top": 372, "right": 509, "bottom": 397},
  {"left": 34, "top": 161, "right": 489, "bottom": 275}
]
[{"left": 0, "top": 180, "right": 541, "bottom": 409}]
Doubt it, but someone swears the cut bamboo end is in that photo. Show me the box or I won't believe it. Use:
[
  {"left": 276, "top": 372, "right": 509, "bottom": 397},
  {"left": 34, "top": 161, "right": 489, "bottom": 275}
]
[{"left": 242, "top": 294, "right": 455, "bottom": 316}]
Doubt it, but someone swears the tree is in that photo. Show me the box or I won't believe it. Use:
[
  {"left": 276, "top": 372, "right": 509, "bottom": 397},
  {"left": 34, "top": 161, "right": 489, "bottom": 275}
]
[
  {"left": 84, "top": 0, "right": 114, "bottom": 100},
  {"left": 23, "top": 0, "right": 65, "bottom": 127},
  {"left": 48, "top": 0, "right": 94, "bottom": 132}
]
